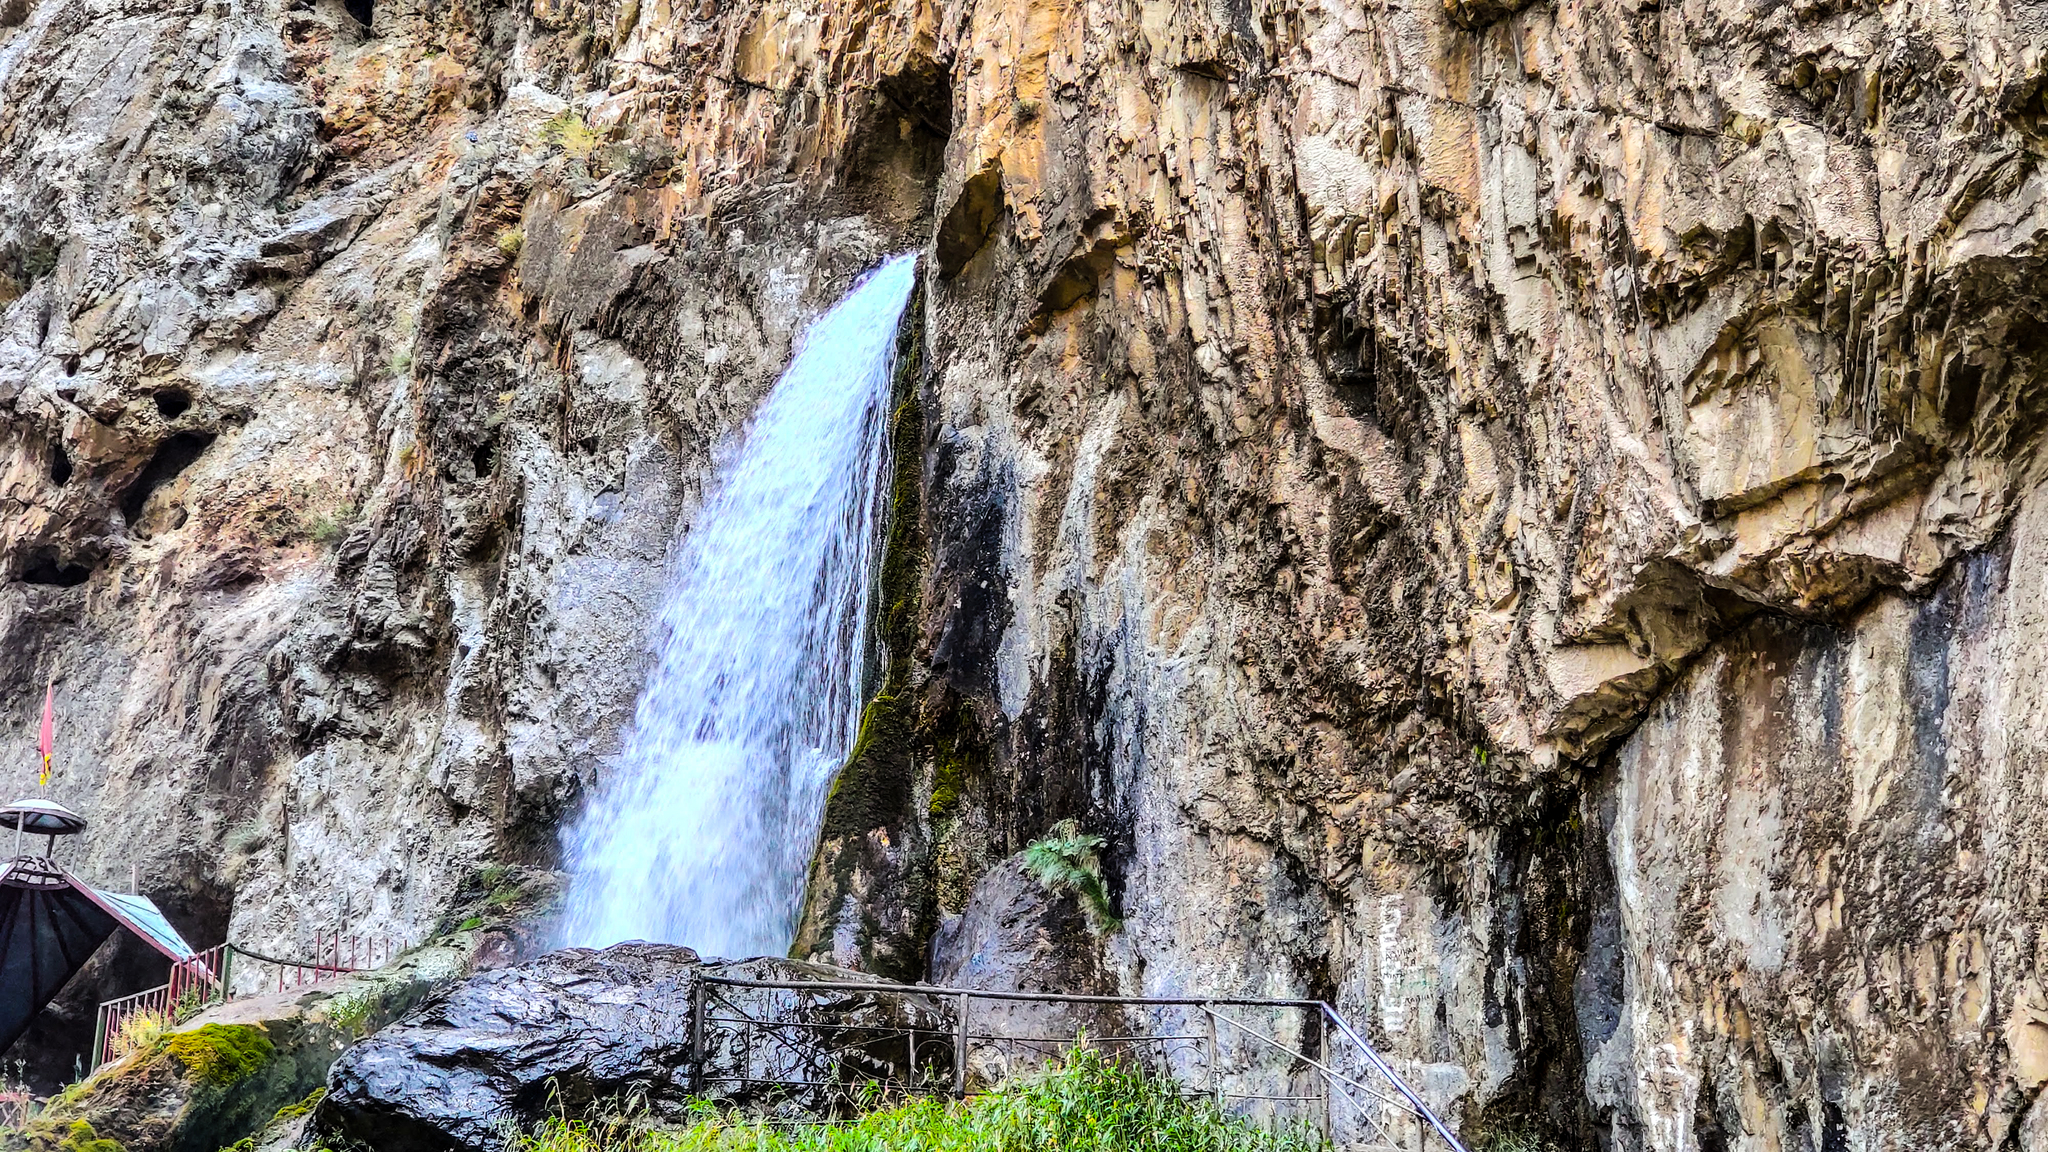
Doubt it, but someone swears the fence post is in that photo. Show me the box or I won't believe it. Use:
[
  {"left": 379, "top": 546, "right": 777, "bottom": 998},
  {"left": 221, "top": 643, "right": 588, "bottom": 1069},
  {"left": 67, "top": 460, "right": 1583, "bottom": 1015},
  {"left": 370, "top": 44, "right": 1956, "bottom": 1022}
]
[
  {"left": 953, "top": 993, "right": 969, "bottom": 1099},
  {"left": 1203, "top": 1003, "right": 1221, "bottom": 1106},
  {"left": 1315, "top": 1008, "right": 1332, "bottom": 1144},
  {"left": 689, "top": 977, "right": 707, "bottom": 1093}
]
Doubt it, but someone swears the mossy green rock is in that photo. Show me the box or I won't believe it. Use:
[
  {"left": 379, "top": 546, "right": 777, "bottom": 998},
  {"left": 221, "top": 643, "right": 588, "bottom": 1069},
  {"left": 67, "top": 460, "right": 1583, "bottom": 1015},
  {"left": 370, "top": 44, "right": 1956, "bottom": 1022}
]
[
  {"left": 8, "top": 1118, "right": 127, "bottom": 1152},
  {"left": 5, "top": 947, "right": 461, "bottom": 1152},
  {"left": 162, "top": 1026, "right": 274, "bottom": 1088}
]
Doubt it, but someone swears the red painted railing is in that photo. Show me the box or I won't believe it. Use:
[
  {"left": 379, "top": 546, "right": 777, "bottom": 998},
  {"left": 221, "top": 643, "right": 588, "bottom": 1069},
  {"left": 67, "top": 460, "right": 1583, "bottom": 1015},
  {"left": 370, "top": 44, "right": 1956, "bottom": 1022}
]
[
  {"left": 90, "top": 934, "right": 406, "bottom": 1070},
  {"left": 241, "top": 933, "right": 405, "bottom": 993},
  {"left": 90, "top": 943, "right": 230, "bottom": 1069}
]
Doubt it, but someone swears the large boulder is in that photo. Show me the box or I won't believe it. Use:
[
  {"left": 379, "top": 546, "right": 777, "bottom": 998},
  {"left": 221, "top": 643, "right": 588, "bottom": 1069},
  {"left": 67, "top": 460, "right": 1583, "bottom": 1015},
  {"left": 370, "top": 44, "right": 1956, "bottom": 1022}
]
[{"left": 318, "top": 945, "right": 951, "bottom": 1152}]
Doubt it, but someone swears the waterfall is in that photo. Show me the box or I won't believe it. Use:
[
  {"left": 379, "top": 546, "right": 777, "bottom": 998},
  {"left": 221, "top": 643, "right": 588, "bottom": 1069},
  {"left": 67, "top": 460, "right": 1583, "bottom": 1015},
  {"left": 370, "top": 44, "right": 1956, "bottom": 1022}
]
[{"left": 562, "top": 252, "right": 920, "bottom": 955}]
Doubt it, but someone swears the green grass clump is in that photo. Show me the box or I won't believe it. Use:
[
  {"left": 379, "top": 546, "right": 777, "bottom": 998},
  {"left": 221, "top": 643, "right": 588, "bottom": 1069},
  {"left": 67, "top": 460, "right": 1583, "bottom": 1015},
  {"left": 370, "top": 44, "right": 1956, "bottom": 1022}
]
[
  {"left": 540, "top": 111, "right": 602, "bottom": 159},
  {"left": 1019, "top": 820, "right": 1119, "bottom": 931},
  {"left": 513, "top": 1048, "right": 1318, "bottom": 1152},
  {"left": 163, "top": 1024, "right": 273, "bottom": 1087},
  {"left": 110, "top": 1009, "right": 174, "bottom": 1061}
]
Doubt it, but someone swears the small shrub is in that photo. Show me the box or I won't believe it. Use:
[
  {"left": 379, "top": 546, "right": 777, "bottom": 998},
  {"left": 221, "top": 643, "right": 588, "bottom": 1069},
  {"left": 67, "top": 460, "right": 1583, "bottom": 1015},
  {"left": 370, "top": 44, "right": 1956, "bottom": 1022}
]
[
  {"left": 308, "top": 503, "right": 356, "bottom": 545},
  {"left": 540, "top": 111, "right": 602, "bottom": 160},
  {"left": 496, "top": 227, "right": 525, "bottom": 258},
  {"left": 1019, "top": 819, "right": 1119, "bottom": 931}
]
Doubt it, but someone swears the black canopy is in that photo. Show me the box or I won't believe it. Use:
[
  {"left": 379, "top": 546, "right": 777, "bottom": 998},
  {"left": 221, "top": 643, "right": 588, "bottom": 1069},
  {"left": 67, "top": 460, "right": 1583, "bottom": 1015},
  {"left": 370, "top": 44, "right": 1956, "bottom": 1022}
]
[{"left": 0, "top": 858, "right": 193, "bottom": 1056}]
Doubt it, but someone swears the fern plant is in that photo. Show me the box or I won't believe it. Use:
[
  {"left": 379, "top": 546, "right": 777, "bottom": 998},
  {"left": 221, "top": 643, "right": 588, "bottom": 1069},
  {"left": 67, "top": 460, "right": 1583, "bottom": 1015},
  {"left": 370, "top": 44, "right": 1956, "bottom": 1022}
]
[{"left": 1019, "top": 820, "right": 1119, "bottom": 932}]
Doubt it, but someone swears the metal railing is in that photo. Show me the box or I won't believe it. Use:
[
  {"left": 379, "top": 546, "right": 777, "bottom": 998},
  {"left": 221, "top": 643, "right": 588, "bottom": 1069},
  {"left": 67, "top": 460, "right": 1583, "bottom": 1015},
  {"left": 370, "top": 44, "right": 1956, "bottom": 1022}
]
[
  {"left": 694, "top": 974, "right": 1469, "bottom": 1151},
  {"left": 91, "top": 944, "right": 231, "bottom": 1069},
  {"left": 231, "top": 933, "right": 406, "bottom": 993},
  {"left": 89, "top": 934, "right": 406, "bottom": 1071}
]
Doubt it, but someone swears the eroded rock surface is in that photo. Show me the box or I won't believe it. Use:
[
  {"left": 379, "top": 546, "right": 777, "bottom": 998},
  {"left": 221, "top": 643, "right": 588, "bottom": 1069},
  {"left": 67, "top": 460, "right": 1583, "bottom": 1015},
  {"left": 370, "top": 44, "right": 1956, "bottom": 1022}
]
[
  {"left": 1582, "top": 476, "right": 2048, "bottom": 1149},
  {"left": 1, "top": 0, "right": 2044, "bottom": 1138}
]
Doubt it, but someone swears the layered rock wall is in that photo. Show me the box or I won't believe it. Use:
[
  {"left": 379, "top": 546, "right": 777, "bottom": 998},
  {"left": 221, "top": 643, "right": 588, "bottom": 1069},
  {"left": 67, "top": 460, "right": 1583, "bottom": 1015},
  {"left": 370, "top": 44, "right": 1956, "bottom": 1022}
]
[{"left": 1, "top": 0, "right": 2044, "bottom": 1138}]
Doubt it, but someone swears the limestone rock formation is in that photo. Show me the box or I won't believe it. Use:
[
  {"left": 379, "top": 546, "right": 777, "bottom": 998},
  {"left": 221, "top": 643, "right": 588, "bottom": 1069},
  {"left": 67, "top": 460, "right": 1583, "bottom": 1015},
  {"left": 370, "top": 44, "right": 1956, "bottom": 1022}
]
[{"left": 1, "top": 0, "right": 2044, "bottom": 1138}]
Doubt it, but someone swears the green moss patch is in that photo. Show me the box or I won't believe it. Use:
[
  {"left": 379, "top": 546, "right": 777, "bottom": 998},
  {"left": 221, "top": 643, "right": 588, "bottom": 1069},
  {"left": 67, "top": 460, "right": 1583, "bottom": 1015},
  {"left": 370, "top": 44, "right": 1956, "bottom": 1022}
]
[
  {"left": 11, "top": 1117, "right": 126, "bottom": 1152},
  {"left": 164, "top": 1024, "right": 274, "bottom": 1088}
]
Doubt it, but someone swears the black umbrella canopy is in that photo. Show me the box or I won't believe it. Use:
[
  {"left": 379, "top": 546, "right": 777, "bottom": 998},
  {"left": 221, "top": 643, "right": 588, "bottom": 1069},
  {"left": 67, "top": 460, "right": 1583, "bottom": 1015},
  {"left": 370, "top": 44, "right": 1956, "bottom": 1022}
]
[
  {"left": 0, "top": 861, "right": 118, "bottom": 1056},
  {"left": 0, "top": 799, "right": 88, "bottom": 836}
]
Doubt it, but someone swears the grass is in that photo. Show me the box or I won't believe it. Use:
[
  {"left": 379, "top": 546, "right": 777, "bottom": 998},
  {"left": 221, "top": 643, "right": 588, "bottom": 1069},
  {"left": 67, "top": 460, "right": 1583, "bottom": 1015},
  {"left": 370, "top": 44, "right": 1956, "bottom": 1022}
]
[
  {"left": 513, "top": 1049, "right": 1321, "bottom": 1152},
  {"left": 110, "top": 1010, "right": 174, "bottom": 1061},
  {"left": 541, "top": 111, "right": 602, "bottom": 160}
]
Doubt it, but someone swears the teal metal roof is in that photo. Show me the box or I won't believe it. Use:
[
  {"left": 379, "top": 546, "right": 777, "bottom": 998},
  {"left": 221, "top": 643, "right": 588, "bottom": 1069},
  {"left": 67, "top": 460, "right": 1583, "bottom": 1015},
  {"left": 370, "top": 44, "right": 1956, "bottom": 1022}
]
[{"left": 86, "top": 886, "right": 195, "bottom": 960}]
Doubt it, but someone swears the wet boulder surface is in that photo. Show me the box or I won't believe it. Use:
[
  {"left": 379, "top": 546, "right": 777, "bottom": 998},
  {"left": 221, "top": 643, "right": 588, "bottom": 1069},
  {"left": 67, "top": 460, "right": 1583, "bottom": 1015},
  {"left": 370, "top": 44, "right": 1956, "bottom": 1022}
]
[{"left": 317, "top": 945, "right": 949, "bottom": 1152}]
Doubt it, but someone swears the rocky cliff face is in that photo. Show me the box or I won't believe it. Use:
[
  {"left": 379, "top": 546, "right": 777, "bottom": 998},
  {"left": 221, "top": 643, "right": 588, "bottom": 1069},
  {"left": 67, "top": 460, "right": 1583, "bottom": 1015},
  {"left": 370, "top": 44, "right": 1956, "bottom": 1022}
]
[{"left": 2, "top": 0, "right": 2044, "bottom": 1139}]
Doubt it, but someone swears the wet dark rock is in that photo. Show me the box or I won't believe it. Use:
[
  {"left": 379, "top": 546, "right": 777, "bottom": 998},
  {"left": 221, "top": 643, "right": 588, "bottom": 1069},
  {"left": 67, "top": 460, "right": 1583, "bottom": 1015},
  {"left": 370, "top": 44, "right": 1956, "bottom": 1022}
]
[
  {"left": 317, "top": 945, "right": 951, "bottom": 1152},
  {"left": 319, "top": 943, "right": 700, "bottom": 1152}
]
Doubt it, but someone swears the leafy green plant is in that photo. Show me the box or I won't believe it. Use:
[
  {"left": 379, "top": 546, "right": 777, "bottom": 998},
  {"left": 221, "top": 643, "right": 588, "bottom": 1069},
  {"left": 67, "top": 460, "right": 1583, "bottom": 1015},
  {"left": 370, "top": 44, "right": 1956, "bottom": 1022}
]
[
  {"left": 497, "top": 227, "right": 525, "bottom": 258},
  {"left": 1019, "top": 819, "right": 1119, "bottom": 931}
]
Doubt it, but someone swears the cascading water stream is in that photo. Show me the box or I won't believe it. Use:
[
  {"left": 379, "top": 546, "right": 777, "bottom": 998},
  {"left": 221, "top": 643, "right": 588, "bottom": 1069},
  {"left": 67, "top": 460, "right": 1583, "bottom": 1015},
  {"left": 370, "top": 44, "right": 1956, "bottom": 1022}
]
[{"left": 563, "top": 253, "right": 920, "bottom": 955}]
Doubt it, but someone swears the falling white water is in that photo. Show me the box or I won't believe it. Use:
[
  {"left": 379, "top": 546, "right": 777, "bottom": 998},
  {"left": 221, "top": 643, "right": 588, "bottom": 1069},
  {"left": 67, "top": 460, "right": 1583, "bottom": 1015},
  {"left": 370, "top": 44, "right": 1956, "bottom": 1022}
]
[{"left": 563, "top": 252, "right": 919, "bottom": 955}]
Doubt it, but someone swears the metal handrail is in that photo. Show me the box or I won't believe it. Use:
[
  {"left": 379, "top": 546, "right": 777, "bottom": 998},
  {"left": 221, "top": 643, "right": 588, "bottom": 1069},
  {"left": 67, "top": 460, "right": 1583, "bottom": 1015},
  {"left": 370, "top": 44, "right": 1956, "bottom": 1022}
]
[
  {"left": 702, "top": 973, "right": 1327, "bottom": 1008},
  {"left": 1321, "top": 1005, "right": 1469, "bottom": 1152},
  {"left": 91, "top": 944, "right": 232, "bottom": 1069},
  {"left": 696, "top": 971, "right": 1471, "bottom": 1150},
  {"left": 89, "top": 934, "right": 408, "bottom": 1071}
]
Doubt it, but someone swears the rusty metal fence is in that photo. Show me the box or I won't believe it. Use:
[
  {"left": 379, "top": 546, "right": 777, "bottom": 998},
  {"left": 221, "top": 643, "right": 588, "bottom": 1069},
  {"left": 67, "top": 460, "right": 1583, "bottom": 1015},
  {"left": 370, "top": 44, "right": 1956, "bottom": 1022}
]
[
  {"left": 90, "top": 934, "right": 406, "bottom": 1071},
  {"left": 693, "top": 974, "right": 1469, "bottom": 1152}
]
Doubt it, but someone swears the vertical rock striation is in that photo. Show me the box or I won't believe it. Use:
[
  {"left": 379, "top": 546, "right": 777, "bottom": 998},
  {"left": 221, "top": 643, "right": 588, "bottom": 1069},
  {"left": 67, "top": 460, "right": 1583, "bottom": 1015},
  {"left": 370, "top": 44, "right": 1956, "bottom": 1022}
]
[{"left": 1, "top": 0, "right": 2044, "bottom": 1138}]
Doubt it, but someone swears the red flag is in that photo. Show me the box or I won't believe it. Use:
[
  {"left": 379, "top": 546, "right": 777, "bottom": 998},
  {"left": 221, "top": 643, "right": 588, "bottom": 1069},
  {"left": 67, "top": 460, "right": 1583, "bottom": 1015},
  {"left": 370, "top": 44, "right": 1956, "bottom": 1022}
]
[{"left": 37, "top": 682, "right": 53, "bottom": 787}]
